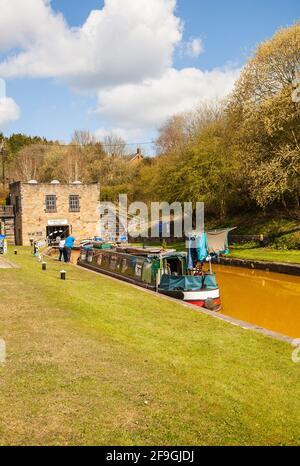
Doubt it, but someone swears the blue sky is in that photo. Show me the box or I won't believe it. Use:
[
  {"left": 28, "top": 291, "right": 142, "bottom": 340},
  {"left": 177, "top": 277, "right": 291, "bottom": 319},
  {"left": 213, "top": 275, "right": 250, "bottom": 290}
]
[{"left": 1, "top": 0, "right": 299, "bottom": 150}]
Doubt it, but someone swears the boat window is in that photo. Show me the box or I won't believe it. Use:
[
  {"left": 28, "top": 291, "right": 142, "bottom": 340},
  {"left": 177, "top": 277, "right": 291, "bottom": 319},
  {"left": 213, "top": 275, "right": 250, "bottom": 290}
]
[
  {"left": 121, "top": 258, "right": 128, "bottom": 273},
  {"left": 165, "top": 258, "right": 183, "bottom": 276},
  {"left": 109, "top": 255, "right": 118, "bottom": 270}
]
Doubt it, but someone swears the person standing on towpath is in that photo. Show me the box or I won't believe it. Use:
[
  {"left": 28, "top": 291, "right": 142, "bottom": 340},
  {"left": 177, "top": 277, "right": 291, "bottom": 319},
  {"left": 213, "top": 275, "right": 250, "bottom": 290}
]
[
  {"left": 58, "top": 238, "right": 65, "bottom": 261},
  {"left": 63, "top": 235, "right": 75, "bottom": 263}
]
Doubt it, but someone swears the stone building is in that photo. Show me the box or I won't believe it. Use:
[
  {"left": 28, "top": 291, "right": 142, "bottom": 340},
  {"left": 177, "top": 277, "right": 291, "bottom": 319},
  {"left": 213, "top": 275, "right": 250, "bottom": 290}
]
[
  {"left": 10, "top": 181, "right": 100, "bottom": 246},
  {"left": 0, "top": 205, "right": 15, "bottom": 244}
]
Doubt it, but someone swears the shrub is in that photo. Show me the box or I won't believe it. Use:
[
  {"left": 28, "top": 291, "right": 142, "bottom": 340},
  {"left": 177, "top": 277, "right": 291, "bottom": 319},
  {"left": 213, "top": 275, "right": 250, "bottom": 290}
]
[{"left": 271, "top": 232, "right": 300, "bottom": 250}]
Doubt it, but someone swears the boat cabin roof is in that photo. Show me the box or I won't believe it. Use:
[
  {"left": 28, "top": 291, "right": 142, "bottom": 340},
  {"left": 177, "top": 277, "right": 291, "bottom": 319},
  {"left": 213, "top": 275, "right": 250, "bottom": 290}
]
[
  {"left": 116, "top": 246, "right": 186, "bottom": 259},
  {"left": 84, "top": 243, "right": 187, "bottom": 260}
]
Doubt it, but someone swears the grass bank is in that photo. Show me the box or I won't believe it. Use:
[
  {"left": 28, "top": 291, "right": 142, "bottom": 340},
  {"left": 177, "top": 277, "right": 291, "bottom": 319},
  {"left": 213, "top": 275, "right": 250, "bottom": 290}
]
[
  {"left": 228, "top": 245, "right": 300, "bottom": 264},
  {"left": 0, "top": 247, "right": 299, "bottom": 446}
]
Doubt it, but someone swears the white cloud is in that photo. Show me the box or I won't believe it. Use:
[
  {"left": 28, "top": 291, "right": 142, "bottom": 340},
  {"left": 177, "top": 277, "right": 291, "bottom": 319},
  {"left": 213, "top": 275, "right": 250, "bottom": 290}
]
[
  {"left": 184, "top": 38, "right": 203, "bottom": 58},
  {"left": 0, "top": 0, "right": 240, "bottom": 139},
  {"left": 95, "top": 67, "right": 240, "bottom": 132},
  {"left": 0, "top": 97, "right": 21, "bottom": 127},
  {"left": 0, "top": 0, "right": 182, "bottom": 88},
  {"left": 0, "top": 78, "right": 6, "bottom": 98}
]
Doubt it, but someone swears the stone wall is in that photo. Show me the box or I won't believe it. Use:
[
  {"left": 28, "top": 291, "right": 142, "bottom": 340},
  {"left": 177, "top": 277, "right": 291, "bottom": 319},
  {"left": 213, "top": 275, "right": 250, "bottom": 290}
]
[{"left": 10, "top": 182, "right": 100, "bottom": 246}]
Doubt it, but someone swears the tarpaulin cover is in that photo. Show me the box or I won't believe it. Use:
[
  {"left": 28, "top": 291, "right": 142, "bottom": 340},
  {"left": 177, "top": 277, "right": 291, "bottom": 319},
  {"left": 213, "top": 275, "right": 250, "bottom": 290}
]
[
  {"left": 159, "top": 275, "right": 203, "bottom": 291},
  {"left": 203, "top": 273, "right": 217, "bottom": 289},
  {"left": 187, "top": 232, "right": 207, "bottom": 269},
  {"left": 206, "top": 229, "right": 232, "bottom": 255}
]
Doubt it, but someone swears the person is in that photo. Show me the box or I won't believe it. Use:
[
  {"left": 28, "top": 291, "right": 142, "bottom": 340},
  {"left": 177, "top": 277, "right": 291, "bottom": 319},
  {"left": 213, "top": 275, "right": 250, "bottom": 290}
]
[
  {"left": 194, "top": 261, "right": 204, "bottom": 276},
  {"left": 33, "top": 241, "right": 39, "bottom": 257},
  {"left": 63, "top": 235, "right": 75, "bottom": 263},
  {"left": 58, "top": 238, "right": 65, "bottom": 261}
]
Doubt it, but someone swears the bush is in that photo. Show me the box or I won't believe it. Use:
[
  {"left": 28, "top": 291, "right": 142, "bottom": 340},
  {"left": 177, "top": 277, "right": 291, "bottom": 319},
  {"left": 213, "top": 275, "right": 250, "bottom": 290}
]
[
  {"left": 271, "top": 232, "right": 300, "bottom": 250},
  {"left": 229, "top": 241, "right": 259, "bottom": 250}
]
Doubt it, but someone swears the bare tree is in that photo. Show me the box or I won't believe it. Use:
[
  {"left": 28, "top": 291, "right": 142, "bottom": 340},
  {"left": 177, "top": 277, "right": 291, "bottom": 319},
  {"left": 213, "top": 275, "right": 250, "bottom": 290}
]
[
  {"left": 103, "top": 133, "right": 127, "bottom": 157},
  {"left": 72, "top": 130, "right": 96, "bottom": 147},
  {"left": 13, "top": 144, "right": 47, "bottom": 181}
]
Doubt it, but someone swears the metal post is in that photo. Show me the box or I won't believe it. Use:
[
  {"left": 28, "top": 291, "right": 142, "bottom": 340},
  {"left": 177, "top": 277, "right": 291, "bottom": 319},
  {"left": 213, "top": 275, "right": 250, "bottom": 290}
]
[{"left": 209, "top": 256, "right": 212, "bottom": 274}]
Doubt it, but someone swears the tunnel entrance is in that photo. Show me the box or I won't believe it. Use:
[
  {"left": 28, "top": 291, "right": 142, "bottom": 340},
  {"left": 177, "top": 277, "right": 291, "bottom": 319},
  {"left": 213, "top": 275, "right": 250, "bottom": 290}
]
[{"left": 46, "top": 225, "right": 70, "bottom": 245}]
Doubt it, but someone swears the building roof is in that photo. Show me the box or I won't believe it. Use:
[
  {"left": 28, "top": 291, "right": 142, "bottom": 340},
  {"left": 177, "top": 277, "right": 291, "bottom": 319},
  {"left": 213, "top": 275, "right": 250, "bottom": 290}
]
[
  {"left": 130, "top": 148, "right": 144, "bottom": 163},
  {"left": 10, "top": 181, "right": 99, "bottom": 187}
]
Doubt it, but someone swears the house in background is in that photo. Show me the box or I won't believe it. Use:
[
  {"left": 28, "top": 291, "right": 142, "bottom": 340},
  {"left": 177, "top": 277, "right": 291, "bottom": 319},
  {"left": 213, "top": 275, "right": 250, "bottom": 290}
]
[
  {"left": 130, "top": 148, "right": 144, "bottom": 163},
  {"left": 10, "top": 181, "right": 100, "bottom": 246}
]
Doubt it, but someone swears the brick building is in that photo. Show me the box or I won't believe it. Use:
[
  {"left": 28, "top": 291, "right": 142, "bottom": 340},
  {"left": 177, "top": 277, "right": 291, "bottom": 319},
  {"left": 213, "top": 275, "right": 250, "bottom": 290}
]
[{"left": 10, "top": 181, "right": 100, "bottom": 246}]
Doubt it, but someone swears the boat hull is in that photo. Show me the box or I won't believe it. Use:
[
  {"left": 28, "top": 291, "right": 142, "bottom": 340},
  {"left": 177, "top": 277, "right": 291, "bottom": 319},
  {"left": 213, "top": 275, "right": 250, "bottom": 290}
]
[
  {"left": 158, "top": 289, "right": 221, "bottom": 311},
  {"left": 78, "top": 258, "right": 221, "bottom": 311}
]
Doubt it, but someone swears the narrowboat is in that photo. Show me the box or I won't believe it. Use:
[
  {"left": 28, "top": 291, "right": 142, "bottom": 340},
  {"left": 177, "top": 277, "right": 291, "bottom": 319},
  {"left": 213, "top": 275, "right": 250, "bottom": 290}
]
[{"left": 77, "top": 230, "right": 232, "bottom": 311}]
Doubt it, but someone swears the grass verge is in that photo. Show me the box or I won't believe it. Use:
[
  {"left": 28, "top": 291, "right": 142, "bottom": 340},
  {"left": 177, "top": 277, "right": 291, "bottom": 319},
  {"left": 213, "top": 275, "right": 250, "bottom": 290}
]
[
  {"left": 228, "top": 245, "right": 300, "bottom": 264},
  {"left": 0, "top": 247, "right": 299, "bottom": 446}
]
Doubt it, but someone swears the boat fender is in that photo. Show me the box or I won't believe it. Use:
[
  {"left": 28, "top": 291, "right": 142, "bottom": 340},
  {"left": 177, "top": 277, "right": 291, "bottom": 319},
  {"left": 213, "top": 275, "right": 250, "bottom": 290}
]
[{"left": 204, "top": 298, "right": 218, "bottom": 312}]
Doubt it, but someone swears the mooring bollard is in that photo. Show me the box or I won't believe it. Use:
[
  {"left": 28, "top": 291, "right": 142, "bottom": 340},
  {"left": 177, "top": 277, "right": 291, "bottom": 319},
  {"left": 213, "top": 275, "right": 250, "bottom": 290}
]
[
  {"left": 60, "top": 270, "right": 66, "bottom": 280},
  {"left": 42, "top": 261, "right": 47, "bottom": 271}
]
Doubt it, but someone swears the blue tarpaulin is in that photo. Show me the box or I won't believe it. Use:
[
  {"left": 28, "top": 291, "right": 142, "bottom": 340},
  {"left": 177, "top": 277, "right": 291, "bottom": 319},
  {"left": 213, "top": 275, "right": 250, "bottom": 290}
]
[
  {"left": 160, "top": 275, "right": 203, "bottom": 291},
  {"left": 187, "top": 232, "right": 207, "bottom": 269},
  {"left": 159, "top": 273, "right": 217, "bottom": 291},
  {"left": 196, "top": 233, "right": 208, "bottom": 261}
]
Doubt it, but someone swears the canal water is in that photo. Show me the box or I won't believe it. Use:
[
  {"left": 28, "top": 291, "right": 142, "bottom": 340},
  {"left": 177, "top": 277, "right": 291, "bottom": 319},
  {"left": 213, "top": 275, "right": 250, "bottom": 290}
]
[{"left": 214, "top": 265, "right": 300, "bottom": 338}]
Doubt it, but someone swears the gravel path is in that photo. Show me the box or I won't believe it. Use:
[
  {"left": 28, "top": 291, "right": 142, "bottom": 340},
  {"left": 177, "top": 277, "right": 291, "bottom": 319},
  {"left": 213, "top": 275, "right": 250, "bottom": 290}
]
[{"left": 0, "top": 257, "right": 17, "bottom": 268}]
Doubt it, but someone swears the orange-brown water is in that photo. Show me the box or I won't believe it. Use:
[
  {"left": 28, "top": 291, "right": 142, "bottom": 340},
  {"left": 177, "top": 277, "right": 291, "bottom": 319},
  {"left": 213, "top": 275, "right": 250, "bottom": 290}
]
[{"left": 214, "top": 265, "right": 300, "bottom": 338}]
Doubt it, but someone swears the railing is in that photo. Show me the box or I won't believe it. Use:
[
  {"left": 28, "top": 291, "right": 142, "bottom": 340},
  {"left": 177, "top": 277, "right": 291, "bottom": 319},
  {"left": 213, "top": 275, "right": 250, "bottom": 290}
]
[{"left": 0, "top": 205, "right": 14, "bottom": 217}]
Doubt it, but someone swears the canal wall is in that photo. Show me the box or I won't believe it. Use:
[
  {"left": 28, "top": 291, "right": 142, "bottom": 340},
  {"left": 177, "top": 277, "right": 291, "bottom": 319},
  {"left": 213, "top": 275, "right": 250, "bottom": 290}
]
[{"left": 216, "top": 256, "right": 300, "bottom": 277}]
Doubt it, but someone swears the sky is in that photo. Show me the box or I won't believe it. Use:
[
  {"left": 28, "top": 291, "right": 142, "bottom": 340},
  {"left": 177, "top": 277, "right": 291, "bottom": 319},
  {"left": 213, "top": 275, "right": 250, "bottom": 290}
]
[{"left": 0, "top": 0, "right": 299, "bottom": 153}]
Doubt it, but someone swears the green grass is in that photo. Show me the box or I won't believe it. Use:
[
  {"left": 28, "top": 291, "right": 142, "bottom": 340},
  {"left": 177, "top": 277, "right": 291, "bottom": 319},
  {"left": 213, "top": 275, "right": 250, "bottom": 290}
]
[
  {"left": 0, "top": 247, "right": 299, "bottom": 446},
  {"left": 228, "top": 245, "right": 300, "bottom": 264}
]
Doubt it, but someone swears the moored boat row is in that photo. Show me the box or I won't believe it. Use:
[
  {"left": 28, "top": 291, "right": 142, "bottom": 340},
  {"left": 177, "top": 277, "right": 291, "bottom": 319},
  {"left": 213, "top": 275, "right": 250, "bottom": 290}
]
[{"left": 77, "top": 230, "right": 232, "bottom": 312}]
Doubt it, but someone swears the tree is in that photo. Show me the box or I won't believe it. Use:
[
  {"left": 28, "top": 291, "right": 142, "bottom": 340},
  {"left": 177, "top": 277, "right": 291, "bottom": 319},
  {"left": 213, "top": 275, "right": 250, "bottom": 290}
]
[
  {"left": 103, "top": 133, "right": 127, "bottom": 157},
  {"left": 72, "top": 130, "right": 96, "bottom": 147},
  {"left": 12, "top": 144, "right": 47, "bottom": 181},
  {"left": 227, "top": 23, "right": 300, "bottom": 210}
]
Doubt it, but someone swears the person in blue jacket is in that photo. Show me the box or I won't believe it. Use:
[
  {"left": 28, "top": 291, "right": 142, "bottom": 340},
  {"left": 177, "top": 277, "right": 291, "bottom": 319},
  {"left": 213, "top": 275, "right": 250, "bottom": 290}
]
[{"left": 63, "top": 235, "right": 75, "bottom": 263}]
